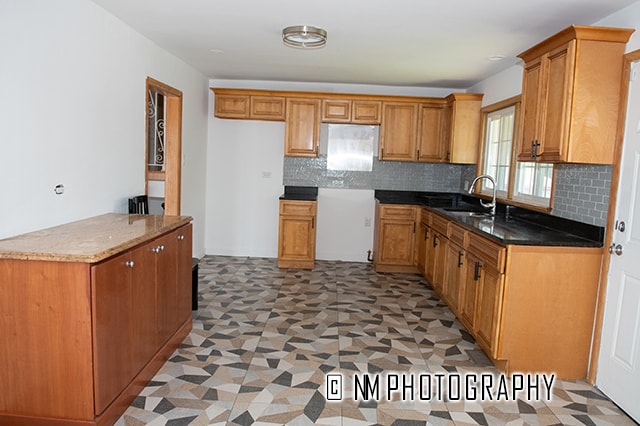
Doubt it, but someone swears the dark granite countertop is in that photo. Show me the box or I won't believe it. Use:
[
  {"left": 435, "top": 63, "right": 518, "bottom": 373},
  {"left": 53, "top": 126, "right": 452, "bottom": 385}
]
[
  {"left": 279, "top": 186, "right": 318, "bottom": 201},
  {"left": 374, "top": 190, "right": 604, "bottom": 248}
]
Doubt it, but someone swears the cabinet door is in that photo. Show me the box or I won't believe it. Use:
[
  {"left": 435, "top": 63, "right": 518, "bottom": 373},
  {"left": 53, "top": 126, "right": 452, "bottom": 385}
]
[
  {"left": 155, "top": 232, "right": 179, "bottom": 346},
  {"left": 285, "top": 98, "right": 321, "bottom": 157},
  {"left": 378, "top": 219, "right": 416, "bottom": 266},
  {"left": 538, "top": 42, "right": 574, "bottom": 162},
  {"left": 441, "top": 102, "right": 453, "bottom": 162},
  {"left": 278, "top": 200, "right": 317, "bottom": 269},
  {"left": 91, "top": 251, "right": 133, "bottom": 415},
  {"left": 447, "top": 96, "right": 482, "bottom": 164},
  {"left": 278, "top": 216, "right": 316, "bottom": 264},
  {"left": 474, "top": 266, "right": 504, "bottom": 358},
  {"left": 250, "top": 96, "right": 285, "bottom": 121},
  {"left": 428, "top": 231, "right": 447, "bottom": 294},
  {"left": 352, "top": 100, "right": 382, "bottom": 124},
  {"left": 460, "top": 253, "right": 480, "bottom": 331},
  {"left": 176, "top": 224, "right": 193, "bottom": 324},
  {"left": 130, "top": 243, "right": 157, "bottom": 376},
  {"left": 322, "top": 99, "right": 351, "bottom": 122},
  {"left": 417, "top": 104, "right": 445, "bottom": 162},
  {"left": 214, "top": 94, "right": 250, "bottom": 119},
  {"left": 379, "top": 102, "right": 418, "bottom": 161},
  {"left": 416, "top": 221, "right": 429, "bottom": 275},
  {"left": 518, "top": 56, "right": 543, "bottom": 161},
  {"left": 443, "top": 243, "right": 465, "bottom": 315}
]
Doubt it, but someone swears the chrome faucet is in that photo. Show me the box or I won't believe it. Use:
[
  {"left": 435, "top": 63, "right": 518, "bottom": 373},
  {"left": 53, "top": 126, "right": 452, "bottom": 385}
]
[{"left": 468, "top": 174, "right": 496, "bottom": 215}]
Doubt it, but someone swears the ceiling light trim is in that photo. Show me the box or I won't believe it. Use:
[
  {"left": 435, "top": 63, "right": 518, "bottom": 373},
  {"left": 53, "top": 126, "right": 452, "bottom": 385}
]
[{"left": 282, "top": 25, "right": 327, "bottom": 49}]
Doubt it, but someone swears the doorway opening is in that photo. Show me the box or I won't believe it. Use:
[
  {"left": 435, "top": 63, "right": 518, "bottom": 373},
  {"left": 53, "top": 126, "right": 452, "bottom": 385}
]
[{"left": 146, "top": 77, "right": 183, "bottom": 215}]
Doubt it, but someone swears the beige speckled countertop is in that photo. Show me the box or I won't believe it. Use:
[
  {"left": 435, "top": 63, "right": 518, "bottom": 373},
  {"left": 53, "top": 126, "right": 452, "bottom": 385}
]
[{"left": 0, "top": 213, "right": 193, "bottom": 263}]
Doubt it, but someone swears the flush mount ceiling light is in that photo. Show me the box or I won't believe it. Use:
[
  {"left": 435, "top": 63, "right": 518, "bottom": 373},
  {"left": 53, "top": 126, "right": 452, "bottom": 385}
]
[{"left": 282, "top": 25, "right": 327, "bottom": 49}]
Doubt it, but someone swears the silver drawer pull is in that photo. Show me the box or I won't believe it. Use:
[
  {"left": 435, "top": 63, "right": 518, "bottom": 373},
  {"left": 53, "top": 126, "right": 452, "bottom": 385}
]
[{"left": 125, "top": 260, "right": 135, "bottom": 268}]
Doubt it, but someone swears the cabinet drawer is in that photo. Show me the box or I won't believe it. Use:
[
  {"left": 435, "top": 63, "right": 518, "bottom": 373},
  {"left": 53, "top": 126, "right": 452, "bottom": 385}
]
[
  {"left": 467, "top": 232, "right": 505, "bottom": 272},
  {"left": 449, "top": 222, "right": 467, "bottom": 247},
  {"left": 431, "top": 213, "right": 449, "bottom": 236},
  {"left": 280, "top": 200, "right": 317, "bottom": 216},
  {"left": 380, "top": 205, "right": 416, "bottom": 220}
]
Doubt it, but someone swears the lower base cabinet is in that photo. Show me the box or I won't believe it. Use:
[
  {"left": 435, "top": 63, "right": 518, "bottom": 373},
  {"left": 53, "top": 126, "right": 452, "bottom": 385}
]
[
  {"left": 278, "top": 200, "right": 317, "bottom": 269},
  {"left": 0, "top": 222, "right": 193, "bottom": 425},
  {"left": 373, "top": 202, "right": 418, "bottom": 273},
  {"left": 378, "top": 205, "right": 604, "bottom": 380}
]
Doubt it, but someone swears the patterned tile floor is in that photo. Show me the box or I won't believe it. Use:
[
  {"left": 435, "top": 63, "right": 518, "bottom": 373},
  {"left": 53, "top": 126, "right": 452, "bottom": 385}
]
[{"left": 116, "top": 256, "right": 636, "bottom": 425}]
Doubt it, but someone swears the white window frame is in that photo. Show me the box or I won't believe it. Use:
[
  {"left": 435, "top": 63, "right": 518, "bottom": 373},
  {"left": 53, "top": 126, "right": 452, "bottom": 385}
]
[{"left": 477, "top": 96, "right": 554, "bottom": 211}]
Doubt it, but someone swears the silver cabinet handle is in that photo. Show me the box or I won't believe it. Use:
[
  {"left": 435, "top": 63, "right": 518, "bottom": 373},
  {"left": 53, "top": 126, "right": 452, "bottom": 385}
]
[
  {"left": 125, "top": 260, "right": 135, "bottom": 268},
  {"left": 177, "top": 235, "right": 185, "bottom": 240}
]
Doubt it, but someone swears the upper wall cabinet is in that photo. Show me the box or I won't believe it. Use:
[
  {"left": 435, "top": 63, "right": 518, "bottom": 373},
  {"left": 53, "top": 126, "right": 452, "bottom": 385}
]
[
  {"left": 517, "top": 25, "right": 633, "bottom": 164},
  {"left": 285, "top": 98, "right": 321, "bottom": 157},
  {"left": 322, "top": 99, "right": 382, "bottom": 124},
  {"left": 213, "top": 89, "right": 286, "bottom": 121},
  {"left": 442, "top": 93, "right": 483, "bottom": 164},
  {"left": 417, "top": 102, "right": 446, "bottom": 162},
  {"left": 212, "top": 88, "right": 484, "bottom": 160},
  {"left": 379, "top": 102, "right": 419, "bottom": 161}
]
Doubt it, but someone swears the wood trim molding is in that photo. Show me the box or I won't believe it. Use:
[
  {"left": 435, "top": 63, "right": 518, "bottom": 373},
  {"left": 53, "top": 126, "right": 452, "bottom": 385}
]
[
  {"left": 587, "top": 49, "right": 640, "bottom": 384},
  {"left": 145, "top": 77, "right": 183, "bottom": 216},
  {"left": 211, "top": 87, "right": 447, "bottom": 105}
]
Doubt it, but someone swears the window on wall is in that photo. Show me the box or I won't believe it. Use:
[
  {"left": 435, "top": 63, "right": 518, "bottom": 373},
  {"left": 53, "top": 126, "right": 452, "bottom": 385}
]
[{"left": 479, "top": 96, "right": 553, "bottom": 209}]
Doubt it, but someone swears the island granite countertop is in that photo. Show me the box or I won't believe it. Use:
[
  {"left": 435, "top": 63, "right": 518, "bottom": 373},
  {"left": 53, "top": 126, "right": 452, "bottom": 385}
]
[
  {"left": 375, "top": 190, "right": 604, "bottom": 248},
  {"left": 0, "top": 213, "right": 193, "bottom": 262}
]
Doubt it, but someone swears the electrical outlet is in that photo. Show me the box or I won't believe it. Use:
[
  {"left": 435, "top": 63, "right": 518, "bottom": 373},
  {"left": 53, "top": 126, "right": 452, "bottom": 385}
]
[
  {"left": 364, "top": 217, "right": 371, "bottom": 227},
  {"left": 262, "top": 171, "right": 272, "bottom": 178}
]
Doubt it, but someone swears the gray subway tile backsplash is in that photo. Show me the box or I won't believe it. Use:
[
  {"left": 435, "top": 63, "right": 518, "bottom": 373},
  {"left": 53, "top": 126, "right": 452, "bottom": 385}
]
[
  {"left": 552, "top": 164, "right": 611, "bottom": 227},
  {"left": 283, "top": 157, "right": 612, "bottom": 227}
]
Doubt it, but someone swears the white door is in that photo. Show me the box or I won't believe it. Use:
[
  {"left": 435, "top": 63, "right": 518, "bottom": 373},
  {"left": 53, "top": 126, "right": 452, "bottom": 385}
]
[{"left": 597, "top": 59, "right": 640, "bottom": 423}]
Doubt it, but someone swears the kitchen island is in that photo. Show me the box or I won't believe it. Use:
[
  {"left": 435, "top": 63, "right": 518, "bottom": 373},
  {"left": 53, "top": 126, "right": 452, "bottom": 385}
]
[{"left": 0, "top": 213, "right": 193, "bottom": 426}]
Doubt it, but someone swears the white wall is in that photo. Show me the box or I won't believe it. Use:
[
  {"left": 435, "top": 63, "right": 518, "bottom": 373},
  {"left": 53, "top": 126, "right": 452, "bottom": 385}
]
[
  {"left": 206, "top": 112, "right": 284, "bottom": 257},
  {"left": 0, "top": 0, "right": 209, "bottom": 257}
]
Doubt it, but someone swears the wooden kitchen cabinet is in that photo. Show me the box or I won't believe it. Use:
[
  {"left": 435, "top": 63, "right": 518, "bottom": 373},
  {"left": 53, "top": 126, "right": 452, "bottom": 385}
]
[
  {"left": 285, "top": 98, "right": 321, "bottom": 157},
  {"left": 425, "top": 213, "right": 448, "bottom": 293},
  {"left": 213, "top": 90, "right": 285, "bottom": 121},
  {"left": 373, "top": 202, "right": 418, "bottom": 272},
  {"left": 250, "top": 96, "right": 286, "bottom": 120},
  {"left": 459, "top": 232, "right": 506, "bottom": 357},
  {"left": 442, "top": 223, "right": 466, "bottom": 315},
  {"left": 322, "top": 99, "right": 351, "bottom": 122},
  {"left": 517, "top": 25, "right": 633, "bottom": 163},
  {"left": 416, "top": 206, "right": 603, "bottom": 378},
  {"left": 379, "top": 102, "right": 418, "bottom": 161},
  {"left": 0, "top": 215, "right": 193, "bottom": 425},
  {"left": 278, "top": 200, "right": 317, "bottom": 269},
  {"left": 352, "top": 100, "right": 382, "bottom": 124},
  {"left": 441, "top": 93, "right": 483, "bottom": 164},
  {"left": 416, "top": 209, "right": 430, "bottom": 275},
  {"left": 214, "top": 93, "right": 250, "bottom": 118},
  {"left": 417, "top": 103, "right": 446, "bottom": 162},
  {"left": 156, "top": 225, "right": 193, "bottom": 346}
]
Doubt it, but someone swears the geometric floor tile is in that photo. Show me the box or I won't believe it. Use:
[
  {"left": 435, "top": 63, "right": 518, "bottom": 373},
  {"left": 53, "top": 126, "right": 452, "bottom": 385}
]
[{"left": 115, "top": 255, "right": 636, "bottom": 425}]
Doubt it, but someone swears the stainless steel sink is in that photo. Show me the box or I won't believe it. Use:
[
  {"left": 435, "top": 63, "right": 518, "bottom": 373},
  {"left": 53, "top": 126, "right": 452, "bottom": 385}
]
[
  {"left": 445, "top": 210, "right": 492, "bottom": 217},
  {"left": 445, "top": 207, "right": 491, "bottom": 216}
]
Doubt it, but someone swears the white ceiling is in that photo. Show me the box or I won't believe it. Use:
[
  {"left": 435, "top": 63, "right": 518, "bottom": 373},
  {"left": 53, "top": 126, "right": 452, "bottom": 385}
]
[{"left": 91, "top": 0, "right": 637, "bottom": 89}]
